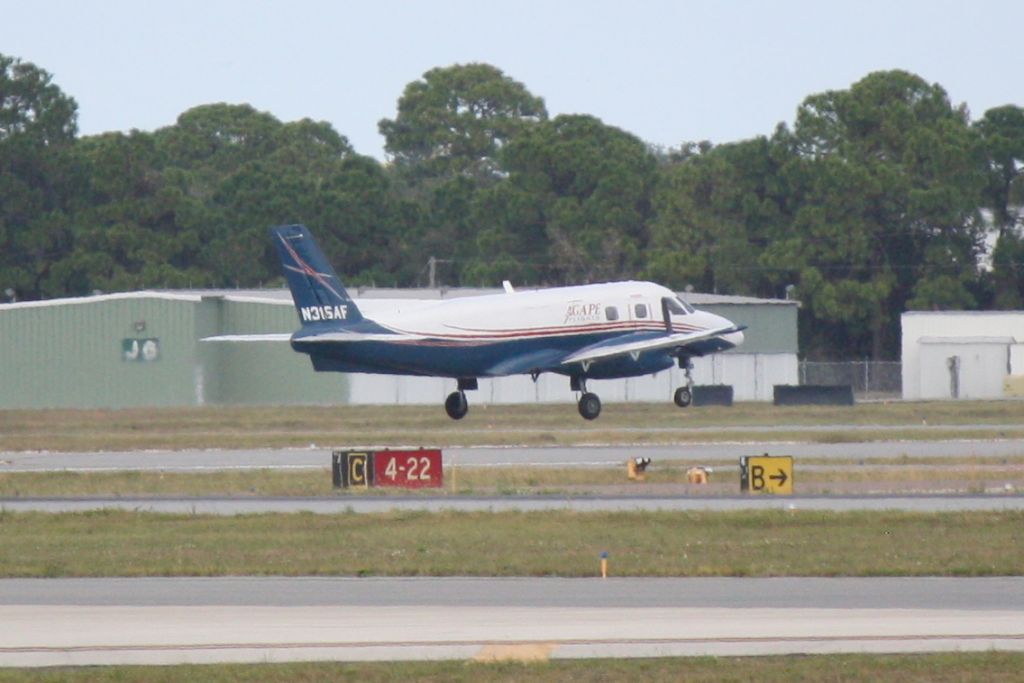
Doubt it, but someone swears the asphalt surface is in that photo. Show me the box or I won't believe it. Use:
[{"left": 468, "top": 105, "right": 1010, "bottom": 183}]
[
  {"left": 4, "top": 576, "right": 1022, "bottom": 610},
  {"left": 4, "top": 494, "right": 1024, "bottom": 513},
  {"left": 3, "top": 577, "right": 1022, "bottom": 666},
  {"left": 3, "top": 439, "right": 1024, "bottom": 472}
]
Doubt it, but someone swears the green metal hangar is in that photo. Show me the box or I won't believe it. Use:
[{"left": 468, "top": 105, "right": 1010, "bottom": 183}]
[
  {"left": 0, "top": 289, "right": 798, "bottom": 409},
  {"left": 0, "top": 291, "right": 344, "bottom": 409}
]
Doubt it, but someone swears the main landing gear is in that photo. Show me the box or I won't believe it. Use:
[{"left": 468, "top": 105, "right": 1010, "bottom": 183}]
[
  {"left": 571, "top": 376, "right": 602, "bottom": 420},
  {"left": 674, "top": 386, "right": 693, "bottom": 407},
  {"left": 444, "top": 391, "right": 468, "bottom": 419},
  {"left": 444, "top": 378, "right": 477, "bottom": 420},
  {"left": 674, "top": 356, "right": 694, "bottom": 408}
]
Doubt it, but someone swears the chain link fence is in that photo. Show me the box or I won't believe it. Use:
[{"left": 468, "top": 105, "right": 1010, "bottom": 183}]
[{"left": 799, "top": 360, "right": 902, "bottom": 397}]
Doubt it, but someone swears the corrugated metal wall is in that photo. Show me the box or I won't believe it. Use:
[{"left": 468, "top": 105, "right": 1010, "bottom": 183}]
[
  {"left": 0, "top": 296, "right": 198, "bottom": 409},
  {"left": 701, "top": 304, "right": 797, "bottom": 355},
  {"left": 348, "top": 352, "right": 797, "bottom": 404},
  {"left": 197, "top": 297, "right": 349, "bottom": 405}
]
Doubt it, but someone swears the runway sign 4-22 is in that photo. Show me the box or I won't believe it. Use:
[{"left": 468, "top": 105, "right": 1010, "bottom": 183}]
[
  {"left": 373, "top": 449, "right": 442, "bottom": 488},
  {"left": 332, "top": 449, "right": 443, "bottom": 489}
]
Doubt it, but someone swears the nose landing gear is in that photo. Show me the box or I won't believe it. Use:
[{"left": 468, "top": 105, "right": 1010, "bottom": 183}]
[
  {"left": 674, "top": 356, "right": 694, "bottom": 408},
  {"left": 444, "top": 378, "right": 478, "bottom": 420},
  {"left": 444, "top": 391, "right": 468, "bottom": 419}
]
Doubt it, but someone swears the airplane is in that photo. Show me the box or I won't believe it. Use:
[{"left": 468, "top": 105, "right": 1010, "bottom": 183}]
[{"left": 214, "top": 224, "right": 745, "bottom": 420}]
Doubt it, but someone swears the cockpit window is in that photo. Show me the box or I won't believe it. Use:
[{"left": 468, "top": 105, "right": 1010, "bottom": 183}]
[{"left": 663, "top": 297, "right": 693, "bottom": 316}]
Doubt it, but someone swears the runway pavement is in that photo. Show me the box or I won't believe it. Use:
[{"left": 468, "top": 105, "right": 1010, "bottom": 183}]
[
  {"left": 4, "top": 493, "right": 1024, "bottom": 513},
  {"left": 3, "top": 439, "right": 1024, "bottom": 472},
  {"left": 3, "top": 577, "right": 1022, "bottom": 666}
]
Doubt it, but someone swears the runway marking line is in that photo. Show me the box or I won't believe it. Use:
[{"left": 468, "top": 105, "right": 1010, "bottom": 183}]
[{"left": 3, "top": 633, "right": 1023, "bottom": 654}]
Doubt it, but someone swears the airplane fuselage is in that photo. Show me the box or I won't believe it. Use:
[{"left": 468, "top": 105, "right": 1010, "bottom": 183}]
[
  {"left": 291, "top": 281, "right": 741, "bottom": 380},
  {"left": 248, "top": 223, "right": 745, "bottom": 419}
]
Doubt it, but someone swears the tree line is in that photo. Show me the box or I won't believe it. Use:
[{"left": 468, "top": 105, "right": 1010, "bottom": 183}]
[{"left": 2, "top": 55, "right": 1022, "bottom": 359}]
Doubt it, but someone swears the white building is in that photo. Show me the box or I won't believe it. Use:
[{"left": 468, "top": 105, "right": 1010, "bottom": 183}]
[{"left": 901, "top": 311, "right": 1024, "bottom": 400}]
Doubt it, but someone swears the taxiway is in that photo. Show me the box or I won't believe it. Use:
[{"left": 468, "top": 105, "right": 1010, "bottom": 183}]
[{"left": 2, "top": 577, "right": 1022, "bottom": 666}]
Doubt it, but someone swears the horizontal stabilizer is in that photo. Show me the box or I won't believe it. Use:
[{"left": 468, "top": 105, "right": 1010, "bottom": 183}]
[
  {"left": 201, "top": 333, "right": 293, "bottom": 342},
  {"left": 295, "top": 330, "right": 428, "bottom": 342}
]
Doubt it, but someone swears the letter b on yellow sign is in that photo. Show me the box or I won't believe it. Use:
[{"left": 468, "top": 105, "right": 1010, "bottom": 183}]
[{"left": 740, "top": 455, "right": 793, "bottom": 495}]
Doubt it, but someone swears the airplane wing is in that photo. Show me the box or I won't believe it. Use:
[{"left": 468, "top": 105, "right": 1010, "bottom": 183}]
[
  {"left": 483, "top": 348, "right": 570, "bottom": 376},
  {"left": 561, "top": 325, "right": 742, "bottom": 366}
]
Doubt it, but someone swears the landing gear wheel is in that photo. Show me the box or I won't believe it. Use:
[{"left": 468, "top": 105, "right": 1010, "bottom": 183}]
[
  {"left": 578, "top": 392, "right": 602, "bottom": 420},
  {"left": 445, "top": 391, "right": 469, "bottom": 420},
  {"left": 674, "top": 386, "right": 693, "bottom": 408}
]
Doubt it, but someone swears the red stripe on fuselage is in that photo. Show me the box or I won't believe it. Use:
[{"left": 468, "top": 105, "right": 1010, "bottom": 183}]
[{"left": 377, "top": 320, "right": 704, "bottom": 344}]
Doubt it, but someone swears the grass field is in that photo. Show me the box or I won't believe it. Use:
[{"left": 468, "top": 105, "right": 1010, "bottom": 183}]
[
  {"left": 2, "top": 401, "right": 1024, "bottom": 451},
  {"left": 1, "top": 509, "right": 1021, "bottom": 578},
  {"left": 2, "top": 652, "right": 1023, "bottom": 682}
]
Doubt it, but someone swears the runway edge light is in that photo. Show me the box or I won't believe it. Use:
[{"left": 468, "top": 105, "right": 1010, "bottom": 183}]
[{"left": 627, "top": 457, "right": 652, "bottom": 481}]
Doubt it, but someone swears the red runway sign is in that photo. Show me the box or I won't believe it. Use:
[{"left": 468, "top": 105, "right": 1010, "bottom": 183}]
[{"left": 372, "top": 449, "right": 443, "bottom": 488}]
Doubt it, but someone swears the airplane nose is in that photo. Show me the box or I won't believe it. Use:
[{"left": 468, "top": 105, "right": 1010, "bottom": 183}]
[{"left": 715, "top": 315, "right": 744, "bottom": 348}]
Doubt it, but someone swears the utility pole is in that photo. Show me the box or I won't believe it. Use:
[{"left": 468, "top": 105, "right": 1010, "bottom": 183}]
[{"left": 426, "top": 257, "right": 452, "bottom": 289}]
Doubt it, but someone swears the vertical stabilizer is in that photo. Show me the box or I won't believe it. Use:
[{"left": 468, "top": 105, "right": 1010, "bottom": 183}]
[{"left": 271, "top": 224, "right": 364, "bottom": 327}]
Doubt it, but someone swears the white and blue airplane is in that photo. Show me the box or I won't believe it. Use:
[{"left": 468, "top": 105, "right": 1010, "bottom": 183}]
[{"left": 225, "top": 224, "right": 745, "bottom": 420}]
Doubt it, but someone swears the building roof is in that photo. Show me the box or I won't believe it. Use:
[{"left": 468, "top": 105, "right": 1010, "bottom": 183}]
[
  {"left": 175, "top": 286, "right": 798, "bottom": 306},
  {"left": 0, "top": 286, "right": 798, "bottom": 311},
  {"left": 684, "top": 292, "right": 796, "bottom": 306},
  {"left": 904, "top": 310, "right": 1024, "bottom": 316},
  {"left": 919, "top": 336, "right": 1016, "bottom": 344}
]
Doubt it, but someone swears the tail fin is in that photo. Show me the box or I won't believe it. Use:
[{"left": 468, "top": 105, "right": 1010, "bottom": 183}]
[{"left": 271, "top": 224, "right": 364, "bottom": 326}]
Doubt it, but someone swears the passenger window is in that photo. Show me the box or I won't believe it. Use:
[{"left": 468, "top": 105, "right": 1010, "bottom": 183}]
[
  {"left": 635, "top": 304, "right": 648, "bottom": 318},
  {"left": 605, "top": 306, "right": 619, "bottom": 321}
]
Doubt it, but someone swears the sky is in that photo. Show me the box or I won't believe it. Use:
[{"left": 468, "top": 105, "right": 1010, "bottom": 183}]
[{"left": 2, "top": 0, "right": 1022, "bottom": 159}]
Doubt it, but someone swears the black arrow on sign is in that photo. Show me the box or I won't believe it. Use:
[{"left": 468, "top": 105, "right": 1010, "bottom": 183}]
[{"left": 769, "top": 469, "right": 788, "bottom": 486}]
